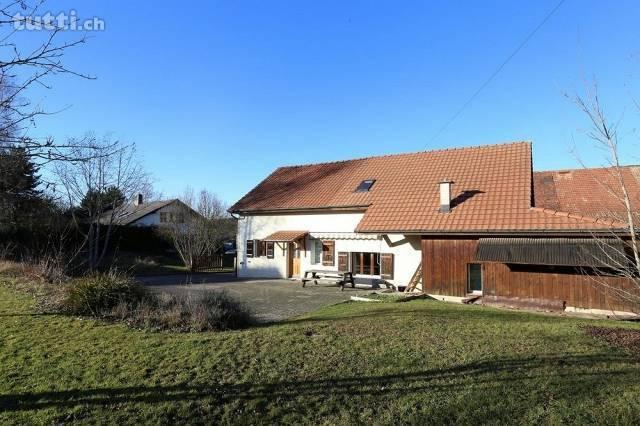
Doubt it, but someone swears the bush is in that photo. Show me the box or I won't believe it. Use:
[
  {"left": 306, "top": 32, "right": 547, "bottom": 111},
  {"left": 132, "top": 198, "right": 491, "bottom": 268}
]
[
  {"left": 0, "top": 260, "right": 24, "bottom": 276},
  {"left": 113, "top": 290, "right": 254, "bottom": 332},
  {"left": 2, "top": 263, "right": 253, "bottom": 332},
  {"left": 0, "top": 256, "right": 67, "bottom": 284},
  {"left": 63, "top": 271, "right": 147, "bottom": 316}
]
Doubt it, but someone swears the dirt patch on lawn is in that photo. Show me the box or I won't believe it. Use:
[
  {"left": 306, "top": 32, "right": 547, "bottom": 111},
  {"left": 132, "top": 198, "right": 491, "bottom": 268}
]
[{"left": 586, "top": 326, "right": 640, "bottom": 357}]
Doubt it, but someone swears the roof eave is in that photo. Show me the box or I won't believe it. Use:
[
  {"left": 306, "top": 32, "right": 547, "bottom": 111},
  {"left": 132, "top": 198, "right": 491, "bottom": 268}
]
[
  {"left": 231, "top": 205, "right": 371, "bottom": 215},
  {"left": 354, "top": 228, "right": 631, "bottom": 237}
]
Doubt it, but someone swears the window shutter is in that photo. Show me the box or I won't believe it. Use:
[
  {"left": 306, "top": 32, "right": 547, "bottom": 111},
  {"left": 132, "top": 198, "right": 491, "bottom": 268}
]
[
  {"left": 246, "top": 240, "right": 254, "bottom": 258},
  {"left": 338, "top": 252, "right": 349, "bottom": 272},
  {"left": 381, "top": 253, "right": 394, "bottom": 280},
  {"left": 322, "top": 241, "right": 335, "bottom": 266}
]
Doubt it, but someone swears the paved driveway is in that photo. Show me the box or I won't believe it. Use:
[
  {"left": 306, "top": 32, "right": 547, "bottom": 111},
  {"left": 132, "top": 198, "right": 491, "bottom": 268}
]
[{"left": 137, "top": 273, "right": 367, "bottom": 322}]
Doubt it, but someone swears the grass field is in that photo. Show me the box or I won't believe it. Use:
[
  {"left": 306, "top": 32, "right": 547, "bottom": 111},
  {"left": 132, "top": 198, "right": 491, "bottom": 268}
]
[{"left": 1, "top": 281, "right": 639, "bottom": 424}]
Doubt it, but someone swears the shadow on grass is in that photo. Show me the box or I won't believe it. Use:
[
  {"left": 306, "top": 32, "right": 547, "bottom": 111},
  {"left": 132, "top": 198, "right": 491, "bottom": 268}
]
[
  {"left": 0, "top": 313, "right": 58, "bottom": 317},
  {"left": 279, "top": 303, "right": 561, "bottom": 326},
  {"left": 1, "top": 352, "right": 636, "bottom": 412}
]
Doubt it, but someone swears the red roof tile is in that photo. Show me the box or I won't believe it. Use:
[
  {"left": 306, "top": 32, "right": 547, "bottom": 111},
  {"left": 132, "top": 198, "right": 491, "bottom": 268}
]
[
  {"left": 231, "top": 142, "right": 632, "bottom": 233},
  {"left": 263, "top": 230, "right": 309, "bottom": 242},
  {"left": 534, "top": 166, "right": 640, "bottom": 223}
]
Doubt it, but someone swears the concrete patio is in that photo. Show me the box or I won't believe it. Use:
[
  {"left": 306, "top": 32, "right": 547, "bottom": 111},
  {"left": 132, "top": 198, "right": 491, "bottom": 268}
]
[{"left": 136, "top": 273, "right": 372, "bottom": 322}]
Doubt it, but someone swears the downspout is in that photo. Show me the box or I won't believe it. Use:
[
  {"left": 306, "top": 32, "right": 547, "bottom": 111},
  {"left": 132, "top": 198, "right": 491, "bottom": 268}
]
[{"left": 229, "top": 212, "right": 243, "bottom": 277}]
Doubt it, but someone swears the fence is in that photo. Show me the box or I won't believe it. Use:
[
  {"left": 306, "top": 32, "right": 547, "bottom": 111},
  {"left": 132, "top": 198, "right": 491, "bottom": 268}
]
[{"left": 194, "top": 253, "right": 236, "bottom": 272}]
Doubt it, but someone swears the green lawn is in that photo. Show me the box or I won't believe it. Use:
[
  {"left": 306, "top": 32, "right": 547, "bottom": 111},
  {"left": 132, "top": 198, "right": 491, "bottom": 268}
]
[{"left": 1, "top": 282, "right": 639, "bottom": 424}]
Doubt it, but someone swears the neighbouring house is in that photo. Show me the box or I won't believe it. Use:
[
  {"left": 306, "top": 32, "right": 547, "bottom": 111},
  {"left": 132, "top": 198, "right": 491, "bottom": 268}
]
[
  {"left": 101, "top": 194, "right": 193, "bottom": 227},
  {"left": 230, "top": 141, "right": 640, "bottom": 315}
]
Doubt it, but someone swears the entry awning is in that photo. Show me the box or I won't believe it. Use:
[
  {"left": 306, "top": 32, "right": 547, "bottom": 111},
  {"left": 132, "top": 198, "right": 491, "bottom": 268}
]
[
  {"left": 475, "top": 238, "right": 628, "bottom": 268},
  {"left": 263, "top": 230, "right": 308, "bottom": 242}
]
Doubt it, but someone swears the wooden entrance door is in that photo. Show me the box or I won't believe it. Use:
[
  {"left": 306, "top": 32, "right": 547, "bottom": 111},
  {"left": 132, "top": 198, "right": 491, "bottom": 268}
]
[{"left": 288, "top": 242, "right": 301, "bottom": 277}]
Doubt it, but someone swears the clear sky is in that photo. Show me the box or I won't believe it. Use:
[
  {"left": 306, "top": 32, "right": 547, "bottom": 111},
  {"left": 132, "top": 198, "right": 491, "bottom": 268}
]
[{"left": 24, "top": 0, "right": 640, "bottom": 204}]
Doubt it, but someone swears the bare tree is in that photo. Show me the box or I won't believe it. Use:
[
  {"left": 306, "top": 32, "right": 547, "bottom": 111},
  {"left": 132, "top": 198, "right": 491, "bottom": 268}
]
[
  {"left": 163, "top": 189, "right": 234, "bottom": 272},
  {"left": 54, "top": 134, "right": 150, "bottom": 271},
  {"left": 568, "top": 83, "right": 640, "bottom": 312},
  {"left": 0, "top": 1, "right": 99, "bottom": 162},
  {"left": 196, "top": 189, "right": 228, "bottom": 220}
]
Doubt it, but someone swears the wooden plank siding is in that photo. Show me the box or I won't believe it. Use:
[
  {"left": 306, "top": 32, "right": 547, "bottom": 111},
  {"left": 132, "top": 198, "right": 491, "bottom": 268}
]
[
  {"left": 421, "top": 236, "right": 636, "bottom": 313},
  {"left": 421, "top": 238, "right": 478, "bottom": 297}
]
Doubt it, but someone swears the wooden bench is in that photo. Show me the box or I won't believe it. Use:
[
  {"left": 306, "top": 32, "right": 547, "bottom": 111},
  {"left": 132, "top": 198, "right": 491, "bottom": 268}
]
[{"left": 302, "top": 269, "right": 355, "bottom": 291}]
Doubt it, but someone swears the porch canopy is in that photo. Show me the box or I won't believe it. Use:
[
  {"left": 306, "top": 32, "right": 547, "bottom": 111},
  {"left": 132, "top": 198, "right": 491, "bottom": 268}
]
[
  {"left": 263, "top": 230, "right": 308, "bottom": 242},
  {"left": 475, "top": 237, "right": 627, "bottom": 268}
]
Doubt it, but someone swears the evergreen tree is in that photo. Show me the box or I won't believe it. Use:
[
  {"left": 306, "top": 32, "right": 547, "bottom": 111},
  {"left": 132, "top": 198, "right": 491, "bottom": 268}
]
[
  {"left": 79, "top": 186, "right": 125, "bottom": 216},
  {"left": 0, "top": 146, "right": 44, "bottom": 230}
]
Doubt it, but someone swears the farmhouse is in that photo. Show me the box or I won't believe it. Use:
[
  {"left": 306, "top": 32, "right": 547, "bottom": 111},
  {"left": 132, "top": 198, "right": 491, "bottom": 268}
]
[{"left": 230, "top": 142, "right": 639, "bottom": 315}]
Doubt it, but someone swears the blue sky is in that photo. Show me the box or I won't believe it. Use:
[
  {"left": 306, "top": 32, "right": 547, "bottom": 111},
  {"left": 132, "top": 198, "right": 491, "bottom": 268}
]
[{"left": 24, "top": 0, "right": 640, "bottom": 204}]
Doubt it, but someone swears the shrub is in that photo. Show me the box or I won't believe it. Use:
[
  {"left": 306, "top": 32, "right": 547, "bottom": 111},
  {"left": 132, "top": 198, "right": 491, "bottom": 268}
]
[
  {"left": 3, "top": 263, "right": 253, "bottom": 332},
  {"left": 0, "top": 260, "right": 24, "bottom": 277},
  {"left": 63, "top": 271, "right": 147, "bottom": 316},
  {"left": 113, "top": 290, "right": 254, "bottom": 332}
]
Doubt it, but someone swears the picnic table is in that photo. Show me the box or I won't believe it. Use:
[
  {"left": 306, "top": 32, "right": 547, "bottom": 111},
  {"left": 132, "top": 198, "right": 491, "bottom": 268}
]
[{"left": 302, "top": 269, "right": 355, "bottom": 291}]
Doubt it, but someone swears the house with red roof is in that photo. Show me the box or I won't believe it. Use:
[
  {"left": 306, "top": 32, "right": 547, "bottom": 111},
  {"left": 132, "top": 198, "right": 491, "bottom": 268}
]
[{"left": 229, "top": 141, "right": 639, "bottom": 315}]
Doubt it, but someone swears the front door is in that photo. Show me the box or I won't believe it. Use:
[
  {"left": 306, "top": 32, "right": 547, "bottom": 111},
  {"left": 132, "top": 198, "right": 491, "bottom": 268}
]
[
  {"left": 467, "top": 263, "right": 483, "bottom": 294},
  {"left": 288, "top": 242, "right": 301, "bottom": 278}
]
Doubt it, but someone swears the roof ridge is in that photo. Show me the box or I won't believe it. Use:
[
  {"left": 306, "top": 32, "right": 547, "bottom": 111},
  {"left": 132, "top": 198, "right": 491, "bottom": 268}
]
[
  {"left": 534, "top": 164, "right": 640, "bottom": 174},
  {"left": 530, "top": 207, "right": 627, "bottom": 228},
  {"left": 278, "top": 140, "right": 532, "bottom": 169}
]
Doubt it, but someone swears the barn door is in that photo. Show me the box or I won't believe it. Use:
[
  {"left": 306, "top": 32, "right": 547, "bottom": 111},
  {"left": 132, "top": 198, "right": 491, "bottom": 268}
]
[{"left": 467, "top": 263, "right": 482, "bottom": 293}]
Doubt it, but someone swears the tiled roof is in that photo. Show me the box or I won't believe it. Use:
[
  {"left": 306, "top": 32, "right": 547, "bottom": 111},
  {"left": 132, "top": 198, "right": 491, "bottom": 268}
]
[
  {"left": 231, "top": 142, "right": 630, "bottom": 233},
  {"left": 102, "top": 199, "right": 177, "bottom": 225},
  {"left": 534, "top": 166, "right": 640, "bottom": 223},
  {"left": 263, "top": 230, "right": 309, "bottom": 242}
]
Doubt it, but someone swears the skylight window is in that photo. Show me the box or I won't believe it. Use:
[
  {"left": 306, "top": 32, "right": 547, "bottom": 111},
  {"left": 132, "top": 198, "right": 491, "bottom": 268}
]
[{"left": 355, "top": 179, "right": 376, "bottom": 192}]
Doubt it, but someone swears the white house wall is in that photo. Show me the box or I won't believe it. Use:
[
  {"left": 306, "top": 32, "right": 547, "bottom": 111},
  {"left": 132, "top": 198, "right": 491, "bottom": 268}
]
[
  {"left": 236, "top": 212, "right": 421, "bottom": 287},
  {"left": 130, "top": 204, "right": 181, "bottom": 227},
  {"left": 131, "top": 211, "right": 162, "bottom": 226}
]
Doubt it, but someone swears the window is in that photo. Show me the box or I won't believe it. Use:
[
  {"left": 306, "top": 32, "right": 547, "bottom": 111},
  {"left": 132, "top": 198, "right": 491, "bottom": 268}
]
[
  {"left": 322, "top": 241, "right": 335, "bottom": 266},
  {"left": 351, "top": 252, "right": 381, "bottom": 275},
  {"left": 246, "top": 240, "right": 254, "bottom": 258},
  {"left": 255, "top": 239, "right": 265, "bottom": 257},
  {"left": 310, "top": 239, "right": 335, "bottom": 265},
  {"left": 266, "top": 241, "right": 275, "bottom": 259},
  {"left": 468, "top": 263, "right": 483, "bottom": 293},
  {"left": 355, "top": 179, "right": 376, "bottom": 192},
  {"left": 159, "top": 212, "right": 184, "bottom": 224},
  {"left": 312, "top": 240, "right": 322, "bottom": 265}
]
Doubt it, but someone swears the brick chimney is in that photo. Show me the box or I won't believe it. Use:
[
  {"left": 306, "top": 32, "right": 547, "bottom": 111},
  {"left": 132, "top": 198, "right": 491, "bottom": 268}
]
[{"left": 439, "top": 180, "right": 453, "bottom": 213}]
